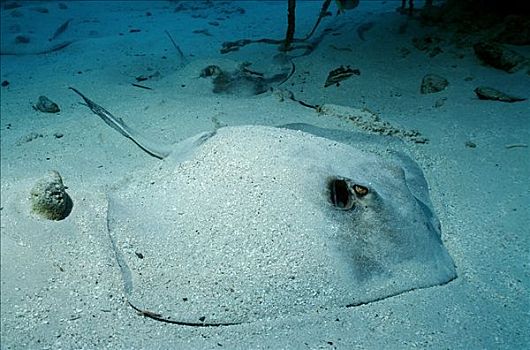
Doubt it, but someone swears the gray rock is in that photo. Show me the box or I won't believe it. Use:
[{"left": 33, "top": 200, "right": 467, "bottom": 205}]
[
  {"left": 30, "top": 171, "right": 72, "bottom": 220},
  {"left": 474, "top": 86, "right": 526, "bottom": 102},
  {"left": 420, "top": 74, "right": 448, "bottom": 94},
  {"left": 34, "top": 95, "right": 60, "bottom": 113},
  {"left": 473, "top": 42, "right": 527, "bottom": 73}
]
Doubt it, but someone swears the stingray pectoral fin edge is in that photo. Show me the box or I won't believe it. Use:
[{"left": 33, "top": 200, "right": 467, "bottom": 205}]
[
  {"left": 106, "top": 193, "right": 233, "bottom": 327},
  {"left": 69, "top": 87, "right": 173, "bottom": 159}
]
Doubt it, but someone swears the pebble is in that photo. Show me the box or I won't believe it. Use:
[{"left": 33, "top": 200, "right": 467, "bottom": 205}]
[
  {"left": 34, "top": 95, "right": 60, "bottom": 113},
  {"left": 420, "top": 74, "right": 448, "bottom": 94},
  {"left": 474, "top": 86, "right": 526, "bottom": 102}
]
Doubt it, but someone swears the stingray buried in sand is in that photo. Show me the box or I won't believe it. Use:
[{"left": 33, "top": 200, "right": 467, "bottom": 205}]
[{"left": 70, "top": 88, "right": 457, "bottom": 325}]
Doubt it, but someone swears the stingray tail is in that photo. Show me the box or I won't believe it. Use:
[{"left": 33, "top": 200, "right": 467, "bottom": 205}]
[{"left": 69, "top": 87, "right": 171, "bottom": 159}]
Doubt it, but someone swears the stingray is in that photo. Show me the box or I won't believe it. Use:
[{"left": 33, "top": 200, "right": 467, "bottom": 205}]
[{"left": 70, "top": 88, "right": 457, "bottom": 326}]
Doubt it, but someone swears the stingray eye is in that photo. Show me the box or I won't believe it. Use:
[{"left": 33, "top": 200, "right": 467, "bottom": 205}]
[
  {"left": 353, "top": 184, "right": 369, "bottom": 197},
  {"left": 328, "top": 178, "right": 354, "bottom": 210}
]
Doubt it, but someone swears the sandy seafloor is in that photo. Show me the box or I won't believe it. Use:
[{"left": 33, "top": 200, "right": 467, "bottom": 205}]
[{"left": 0, "top": 1, "right": 529, "bottom": 349}]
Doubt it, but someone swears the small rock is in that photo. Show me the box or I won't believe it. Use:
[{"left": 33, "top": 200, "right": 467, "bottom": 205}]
[
  {"left": 15, "top": 35, "right": 30, "bottom": 44},
  {"left": 474, "top": 86, "right": 526, "bottom": 103},
  {"left": 420, "top": 74, "right": 448, "bottom": 94},
  {"left": 473, "top": 42, "right": 527, "bottom": 73},
  {"left": 30, "top": 171, "right": 73, "bottom": 220},
  {"left": 412, "top": 36, "right": 443, "bottom": 57},
  {"left": 1, "top": 80, "right": 9, "bottom": 87},
  {"left": 34, "top": 96, "right": 60, "bottom": 113},
  {"left": 465, "top": 141, "right": 477, "bottom": 148},
  {"left": 192, "top": 29, "right": 212, "bottom": 36}
]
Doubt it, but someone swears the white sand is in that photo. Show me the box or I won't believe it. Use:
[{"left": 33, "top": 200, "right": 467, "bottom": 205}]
[{"left": 1, "top": 1, "right": 528, "bottom": 349}]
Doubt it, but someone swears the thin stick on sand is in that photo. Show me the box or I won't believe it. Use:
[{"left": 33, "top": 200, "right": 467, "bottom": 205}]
[
  {"left": 505, "top": 144, "right": 528, "bottom": 149},
  {"left": 164, "top": 30, "right": 187, "bottom": 64}
]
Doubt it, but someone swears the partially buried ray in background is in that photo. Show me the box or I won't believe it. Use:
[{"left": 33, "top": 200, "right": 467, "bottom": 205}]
[{"left": 70, "top": 88, "right": 457, "bottom": 326}]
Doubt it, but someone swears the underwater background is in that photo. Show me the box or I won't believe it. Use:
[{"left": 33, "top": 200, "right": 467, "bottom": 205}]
[{"left": 1, "top": 1, "right": 529, "bottom": 349}]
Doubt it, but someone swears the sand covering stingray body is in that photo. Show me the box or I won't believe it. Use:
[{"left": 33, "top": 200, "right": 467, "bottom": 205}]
[{"left": 72, "top": 89, "right": 457, "bottom": 326}]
